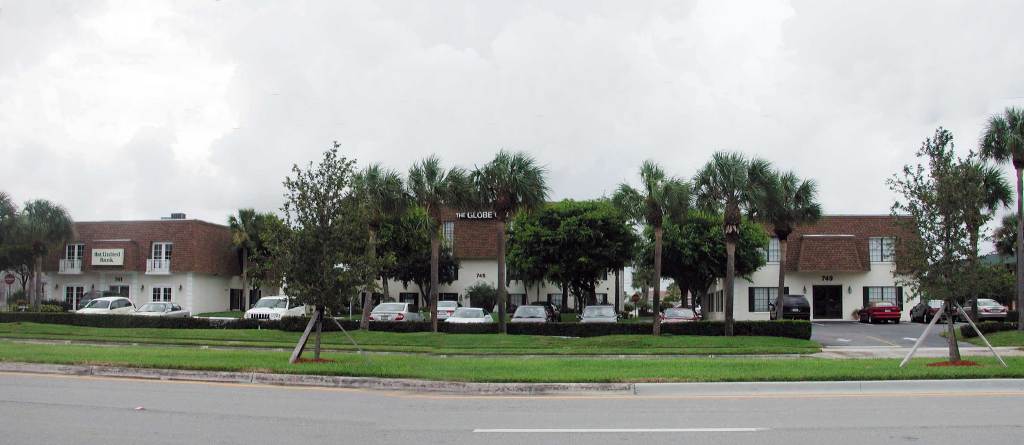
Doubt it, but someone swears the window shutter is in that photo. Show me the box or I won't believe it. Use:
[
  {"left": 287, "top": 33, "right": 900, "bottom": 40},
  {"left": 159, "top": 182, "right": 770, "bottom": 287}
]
[
  {"left": 896, "top": 287, "right": 904, "bottom": 309},
  {"left": 748, "top": 288, "right": 755, "bottom": 312},
  {"left": 862, "top": 287, "right": 869, "bottom": 308}
]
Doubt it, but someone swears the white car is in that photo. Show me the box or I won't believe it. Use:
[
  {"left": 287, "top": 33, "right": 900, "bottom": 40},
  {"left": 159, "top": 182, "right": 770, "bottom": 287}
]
[
  {"left": 369, "top": 302, "right": 424, "bottom": 322},
  {"left": 579, "top": 305, "right": 618, "bottom": 324},
  {"left": 76, "top": 297, "right": 135, "bottom": 315},
  {"left": 437, "top": 300, "right": 460, "bottom": 320},
  {"left": 445, "top": 307, "right": 494, "bottom": 324},
  {"left": 510, "top": 305, "right": 549, "bottom": 323},
  {"left": 133, "top": 302, "right": 190, "bottom": 318},
  {"left": 244, "top": 296, "right": 306, "bottom": 320}
]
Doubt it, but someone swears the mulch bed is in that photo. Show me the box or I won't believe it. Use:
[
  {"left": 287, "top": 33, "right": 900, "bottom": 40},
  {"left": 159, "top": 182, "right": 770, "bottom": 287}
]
[
  {"left": 294, "top": 358, "right": 336, "bottom": 364},
  {"left": 926, "top": 360, "right": 980, "bottom": 367}
]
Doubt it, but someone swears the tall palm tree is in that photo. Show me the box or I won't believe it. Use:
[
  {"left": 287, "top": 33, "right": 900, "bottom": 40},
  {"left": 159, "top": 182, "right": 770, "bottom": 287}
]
[
  {"left": 228, "top": 209, "right": 260, "bottom": 313},
  {"left": 471, "top": 150, "right": 548, "bottom": 334},
  {"left": 354, "top": 164, "right": 409, "bottom": 330},
  {"left": 408, "top": 155, "right": 471, "bottom": 332},
  {"left": 959, "top": 160, "right": 1012, "bottom": 261},
  {"left": 994, "top": 213, "right": 1017, "bottom": 257},
  {"left": 16, "top": 200, "right": 74, "bottom": 309},
  {"left": 694, "top": 152, "right": 771, "bottom": 336},
  {"left": 612, "top": 161, "right": 690, "bottom": 335},
  {"left": 751, "top": 170, "right": 822, "bottom": 321},
  {"left": 979, "top": 107, "right": 1024, "bottom": 329}
]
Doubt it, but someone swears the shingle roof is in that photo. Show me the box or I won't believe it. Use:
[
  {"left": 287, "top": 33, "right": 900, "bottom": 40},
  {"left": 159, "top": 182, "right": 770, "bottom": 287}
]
[{"left": 781, "top": 215, "right": 912, "bottom": 272}]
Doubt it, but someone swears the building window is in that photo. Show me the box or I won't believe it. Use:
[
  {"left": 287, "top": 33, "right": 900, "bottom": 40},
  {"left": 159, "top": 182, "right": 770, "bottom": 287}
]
[
  {"left": 439, "top": 292, "right": 459, "bottom": 301},
  {"left": 863, "top": 286, "right": 902, "bottom": 308},
  {"left": 762, "top": 238, "right": 780, "bottom": 263},
  {"left": 152, "top": 242, "right": 173, "bottom": 260},
  {"left": 442, "top": 221, "right": 455, "bottom": 246},
  {"left": 152, "top": 287, "right": 172, "bottom": 302},
  {"left": 869, "top": 237, "right": 895, "bottom": 262},
  {"left": 748, "top": 287, "right": 777, "bottom": 313},
  {"left": 595, "top": 293, "right": 608, "bottom": 304},
  {"left": 64, "top": 286, "right": 84, "bottom": 309},
  {"left": 65, "top": 243, "right": 84, "bottom": 260}
]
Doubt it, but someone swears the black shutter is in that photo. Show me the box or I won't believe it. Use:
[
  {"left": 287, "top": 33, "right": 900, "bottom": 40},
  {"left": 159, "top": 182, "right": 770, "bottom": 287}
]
[
  {"left": 862, "top": 287, "right": 869, "bottom": 308},
  {"left": 748, "top": 288, "right": 755, "bottom": 312},
  {"left": 896, "top": 287, "right": 904, "bottom": 310}
]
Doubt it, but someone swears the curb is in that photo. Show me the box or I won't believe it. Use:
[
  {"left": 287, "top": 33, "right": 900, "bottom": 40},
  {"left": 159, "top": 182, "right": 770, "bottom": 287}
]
[
  {"left": 634, "top": 378, "right": 1024, "bottom": 396},
  {"left": 0, "top": 362, "right": 634, "bottom": 395}
]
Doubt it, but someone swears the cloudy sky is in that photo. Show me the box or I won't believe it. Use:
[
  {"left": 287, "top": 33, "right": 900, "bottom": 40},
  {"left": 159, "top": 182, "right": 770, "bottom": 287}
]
[{"left": 2, "top": 0, "right": 1023, "bottom": 237}]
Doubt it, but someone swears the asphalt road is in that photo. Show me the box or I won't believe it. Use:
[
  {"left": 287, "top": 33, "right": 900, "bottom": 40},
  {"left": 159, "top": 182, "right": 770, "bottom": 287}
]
[
  {"left": 2, "top": 373, "right": 1022, "bottom": 445},
  {"left": 811, "top": 320, "right": 972, "bottom": 348}
]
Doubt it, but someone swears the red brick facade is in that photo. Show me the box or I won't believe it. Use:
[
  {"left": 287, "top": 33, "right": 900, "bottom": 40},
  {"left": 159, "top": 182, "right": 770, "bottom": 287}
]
[
  {"left": 438, "top": 208, "right": 500, "bottom": 259},
  {"left": 43, "top": 219, "right": 239, "bottom": 276}
]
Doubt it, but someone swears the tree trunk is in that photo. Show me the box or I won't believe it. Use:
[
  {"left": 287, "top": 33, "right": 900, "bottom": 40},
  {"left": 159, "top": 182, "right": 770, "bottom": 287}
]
[
  {"left": 1017, "top": 167, "right": 1024, "bottom": 330},
  {"left": 240, "top": 247, "right": 249, "bottom": 311},
  {"left": 381, "top": 275, "right": 390, "bottom": 306},
  {"left": 313, "top": 307, "right": 323, "bottom": 360},
  {"left": 945, "top": 300, "right": 961, "bottom": 361},
  {"left": 775, "top": 238, "right": 788, "bottom": 321},
  {"left": 561, "top": 282, "right": 569, "bottom": 315},
  {"left": 360, "top": 228, "right": 377, "bottom": 330},
  {"left": 652, "top": 225, "right": 663, "bottom": 335},
  {"left": 430, "top": 232, "right": 440, "bottom": 332},
  {"left": 725, "top": 241, "right": 736, "bottom": 336},
  {"left": 614, "top": 269, "right": 620, "bottom": 313},
  {"left": 496, "top": 220, "right": 508, "bottom": 334},
  {"left": 32, "top": 255, "right": 42, "bottom": 310}
]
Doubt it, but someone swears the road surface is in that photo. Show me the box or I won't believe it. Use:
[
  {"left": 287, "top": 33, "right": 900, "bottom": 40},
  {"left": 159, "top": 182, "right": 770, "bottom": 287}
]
[
  {"left": 811, "top": 320, "right": 972, "bottom": 347},
  {"left": 2, "top": 372, "right": 1022, "bottom": 444}
]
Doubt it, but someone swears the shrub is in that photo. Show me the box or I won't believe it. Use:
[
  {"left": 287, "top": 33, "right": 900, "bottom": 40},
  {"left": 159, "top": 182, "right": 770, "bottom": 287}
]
[
  {"left": 0, "top": 312, "right": 273, "bottom": 329},
  {"left": 41, "top": 299, "right": 72, "bottom": 312},
  {"left": 39, "top": 305, "right": 64, "bottom": 313},
  {"left": 6, "top": 290, "right": 27, "bottom": 305},
  {"left": 959, "top": 321, "right": 1019, "bottom": 338},
  {"left": 465, "top": 282, "right": 497, "bottom": 309}
]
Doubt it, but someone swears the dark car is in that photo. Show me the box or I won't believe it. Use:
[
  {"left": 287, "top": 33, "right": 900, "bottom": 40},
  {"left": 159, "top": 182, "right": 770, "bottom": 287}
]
[
  {"left": 910, "top": 299, "right": 944, "bottom": 323},
  {"left": 768, "top": 295, "right": 811, "bottom": 320},
  {"left": 858, "top": 301, "right": 902, "bottom": 324},
  {"left": 530, "top": 302, "right": 561, "bottom": 322}
]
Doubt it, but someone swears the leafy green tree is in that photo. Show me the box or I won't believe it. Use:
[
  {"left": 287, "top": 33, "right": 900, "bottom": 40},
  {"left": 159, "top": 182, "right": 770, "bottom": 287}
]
[
  {"left": 0, "top": 191, "right": 18, "bottom": 271},
  {"left": 979, "top": 107, "right": 1024, "bottom": 330},
  {"left": 465, "top": 281, "right": 497, "bottom": 310},
  {"left": 750, "top": 169, "right": 822, "bottom": 320},
  {"left": 471, "top": 150, "right": 549, "bottom": 333},
  {"left": 377, "top": 206, "right": 459, "bottom": 304},
  {"left": 407, "top": 155, "right": 472, "bottom": 331},
  {"left": 281, "top": 147, "right": 372, "bottom": 359},
  {"left": 353, "top": 164, "right": 409, "bottom": 330},
  {"left": 994, "top": 213, "right": 1017, "bottom": 257},
  {"left": 13, "top": 200, "right": 75, "bottom": 310},
  {"left": 694, "top": 152, "right": 771, "bottom": 335},
  {"left": 613, "top": 161, "right": 690, "bottom": 334}
]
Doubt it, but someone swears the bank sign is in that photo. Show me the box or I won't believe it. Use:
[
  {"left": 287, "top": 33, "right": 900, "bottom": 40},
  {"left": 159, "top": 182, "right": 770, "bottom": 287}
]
[
  {"left": 92, "top": 248, "right": 125, "bottom": 266},
  {"left": 457, "top": 211, "right": 495, "bottom": 219}
]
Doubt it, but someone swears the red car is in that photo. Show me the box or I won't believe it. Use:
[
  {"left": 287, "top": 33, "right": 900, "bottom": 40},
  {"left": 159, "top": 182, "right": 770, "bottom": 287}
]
[
  {"left": 859, "top": 301, "right": 902, "bottom": 324},
  {"left": 659, "top": 307, "right": 700, "bottom": 323}
]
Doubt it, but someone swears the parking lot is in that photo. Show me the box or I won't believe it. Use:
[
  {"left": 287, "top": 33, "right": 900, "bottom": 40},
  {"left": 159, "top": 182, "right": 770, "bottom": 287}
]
[{"left": 811, "top": 321, "right": 973, "bottom": 348}]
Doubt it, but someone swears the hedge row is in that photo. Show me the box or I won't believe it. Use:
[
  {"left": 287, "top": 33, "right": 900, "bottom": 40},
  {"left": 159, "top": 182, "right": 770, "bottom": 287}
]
[
  {"left": 959, "top": 321, "right": 1020, "bottom": 338},
  {"left": 0, "top": 313, "right": 811, "bottom": 339}
]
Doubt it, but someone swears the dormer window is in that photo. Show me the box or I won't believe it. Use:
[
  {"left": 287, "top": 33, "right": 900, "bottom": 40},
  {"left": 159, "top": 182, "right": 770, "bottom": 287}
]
[
  {"left": 65, "top": 243, "right": 84, "bottom": 260},
  {"left": 869, "top": 237, "right": 895, "bottom": 262},
  {"left": 762, "top": 238, "right": 780, "bottom": 263}
]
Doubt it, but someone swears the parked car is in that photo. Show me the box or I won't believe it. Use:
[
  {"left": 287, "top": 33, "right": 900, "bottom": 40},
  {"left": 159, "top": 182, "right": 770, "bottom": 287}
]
[
  {"left": 910, "top": 299, "right": 945, "bottom": 323},
  {"left": 579, "top": 305, "right": 618, "bottom": 323},
  {"left": 76, "top": 296, "right": 135, "bottom": 315},
  {"left": 133, "top": 302, "right": 190, "bottom": 318},
  {"left": 768, "top": 295, "right": 811, "bottom": 320},
  {"left": 244, "top": 296, "right": 306, "bottom": 320},
  {"left": 445, "top": 307, "right": 493, "bottom": 324},
  {"left": 858, "top": 301, "right": 902, "bottom": 324},
  {"left": 660, "top": 307, "right": 699, "bottom": 323},
  {"left": 437, "top": 300, "right": 460, "bottom": 321},
  {"left": 963, "top": 298, "right": 1008, "bottom": 322},
  {"left": 511, "top": 305, "right": 550, "bottom": 323},
  {"left": 529, "top": 302, "right": 561, "bottom": 322},
  {"left": 369, "top": 302, "right": 424, "bottom": 322}
]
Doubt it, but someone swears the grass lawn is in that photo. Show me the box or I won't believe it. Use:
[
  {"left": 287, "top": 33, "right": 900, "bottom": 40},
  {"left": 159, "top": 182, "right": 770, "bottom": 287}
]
[
  {"left": 0, "top": 322, "right": 819, "bottom": 355},
  {"left": 1, "top": 340, "right": 1021, "bottom": 383},
  {"left": 964, "top": 330, "right": 1024, "bottom": 347},
  {"left": 195, "top": 311, "right": 244, "bottom": 318}
]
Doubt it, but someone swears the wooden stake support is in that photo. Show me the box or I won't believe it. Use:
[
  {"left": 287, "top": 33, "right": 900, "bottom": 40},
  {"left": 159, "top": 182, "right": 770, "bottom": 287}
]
[{"left": 289, "top": 309, "right": 320, "bottom": 364}]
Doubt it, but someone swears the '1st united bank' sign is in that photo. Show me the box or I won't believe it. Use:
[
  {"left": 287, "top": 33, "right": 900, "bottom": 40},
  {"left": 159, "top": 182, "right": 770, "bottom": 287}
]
[{"left": 92, "top": 249, "right": 125, "bottom": 266}]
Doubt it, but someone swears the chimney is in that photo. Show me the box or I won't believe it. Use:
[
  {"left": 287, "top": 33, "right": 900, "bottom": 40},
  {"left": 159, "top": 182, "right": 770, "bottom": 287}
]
[{"left": 166, "top": 213, "right": 187, "bottom": 220}]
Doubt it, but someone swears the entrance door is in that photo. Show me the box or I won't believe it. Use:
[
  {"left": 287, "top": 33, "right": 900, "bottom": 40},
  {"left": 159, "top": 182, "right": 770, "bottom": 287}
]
[{"left": 812, "top": 285, "right": 843, "bottom": 319}]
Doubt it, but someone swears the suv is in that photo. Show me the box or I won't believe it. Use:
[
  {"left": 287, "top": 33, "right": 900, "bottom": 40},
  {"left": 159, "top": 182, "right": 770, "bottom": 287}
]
[
  {"left": 768, "top": 295, "right": 811, "bottom": 320},
  {"left": 529, "top": 302, "right": 561, "bottom": 322},
  {"left": 244, "top": 296, "right": 306, "bottom": 320}
]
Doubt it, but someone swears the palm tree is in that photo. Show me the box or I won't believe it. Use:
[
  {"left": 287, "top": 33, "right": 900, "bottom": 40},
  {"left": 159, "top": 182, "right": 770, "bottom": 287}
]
[
  {"left": 751, "top": 170, "right": 822, "bottom": 321},
  {"left": 979, "top": 107, "right": 1024, "bottom": 329},
  {"left": 959, "top": 160, "right": 1012, "bottom": 261},
  {"left": 612, "top": 161, "right": 690, "bottom": 335},
  {"left": 994, "top": 213, "right": 1017, "bottom": 257},
  {"left": 16, "top": 200, "right": 74, "bottom": 309},
  {"left": 354, "top": 164, "right": 409, "bottom": 330},
  {"left": 228, "top": 209, "right": 260, "bottom": 313},
  {"left": 471, "top": 150, "right": 548, "bottom": 334},
  {"left": 408, "top": 155, "right": 471, "bottom": 332},
  {"left": 694, "top": 152, "right": 771, "bottom": 336}
]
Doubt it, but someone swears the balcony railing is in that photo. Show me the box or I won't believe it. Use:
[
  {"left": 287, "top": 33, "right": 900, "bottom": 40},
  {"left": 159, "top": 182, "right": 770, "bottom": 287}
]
[
  {"left": 58, "top": 259, "right": 82, "bottom": 274},
  {"left": 146, "top": 259, "right": 171, "bottom": 275}
]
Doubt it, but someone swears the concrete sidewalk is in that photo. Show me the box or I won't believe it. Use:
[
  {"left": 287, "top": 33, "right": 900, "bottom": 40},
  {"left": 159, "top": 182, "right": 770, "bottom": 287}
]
[{"left": 814, "top": 346, "right": 1024, "bottom": 359}]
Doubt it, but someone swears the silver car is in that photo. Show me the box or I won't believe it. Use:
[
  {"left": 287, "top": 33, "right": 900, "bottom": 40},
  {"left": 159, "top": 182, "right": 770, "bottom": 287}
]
[
  {"left": 437, "top": 300, "right": 460, "bottom": 321},
  {"left": 579, "top": 305, "right": 618, "bottom": 324},
  {"left": 370, "top": 302, "right": 424, "bottom": 322},
  {"left": 511, "top": 305, "right": 549, "bottom": 323},
  {"left": 964, "top": 298, "right": 1008, "bottom": 322},
  {"left": 134, "top": 302, "right": 190, "bottom": 318}
]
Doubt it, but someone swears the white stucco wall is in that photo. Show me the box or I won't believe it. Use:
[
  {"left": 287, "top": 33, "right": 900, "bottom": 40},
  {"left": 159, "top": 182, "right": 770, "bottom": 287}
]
[
  {"left": 42, "top": 271, "right": 242, "bottom": 314},
  {"left": 707, "top": 261, "right": 919, "bottom": 321}
]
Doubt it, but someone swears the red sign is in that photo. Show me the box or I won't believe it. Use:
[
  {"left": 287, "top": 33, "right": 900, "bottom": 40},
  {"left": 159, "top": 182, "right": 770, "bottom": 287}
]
[{"left": 3, "top": 274, "right": 14, "bottom": 285}]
